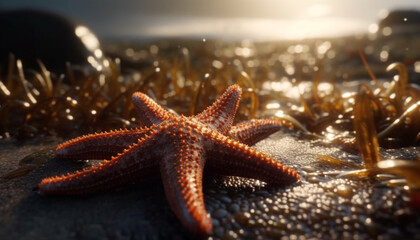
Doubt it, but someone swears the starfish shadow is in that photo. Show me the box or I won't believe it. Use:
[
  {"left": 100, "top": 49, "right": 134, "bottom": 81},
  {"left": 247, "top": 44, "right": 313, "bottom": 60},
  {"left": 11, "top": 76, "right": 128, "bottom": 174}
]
[{"left": 7, "top": 179, "right": 196, "bottom": 239}]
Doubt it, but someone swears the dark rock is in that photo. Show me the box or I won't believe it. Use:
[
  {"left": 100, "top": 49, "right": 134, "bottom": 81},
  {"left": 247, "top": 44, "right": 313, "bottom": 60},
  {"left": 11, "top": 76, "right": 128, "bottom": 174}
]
[
  {"left": 77, "top": 224, "right": 107, "bottom": 240},
  {"left": 0, "top": 9, "right": 106, "bottom": 74},
  {"left": 212, "top": 208, "right": 229, "bottom": 219},
  {"left": 379, "top": 10, "right": 420, "bottom": 29}
]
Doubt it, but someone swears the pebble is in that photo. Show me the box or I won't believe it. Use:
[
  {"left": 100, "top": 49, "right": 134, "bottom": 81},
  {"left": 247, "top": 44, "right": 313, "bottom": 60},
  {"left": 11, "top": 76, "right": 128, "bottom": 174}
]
[
  {"left": 233, "top": 212, "right": 251, "bottom": 225},
  {"left": 78, "top": 224, "right": 107, "bottom": 240},
  {"left": 212, "top": 208, "right": 229, "bottom": 219},
  {"left": 211, "top": 218, "right": 220, "bottom": 228},
  {"left": 222, "top": 230, "right": 238, "bottom": 240},
  {"left": 219, "top": 196, "right": 233, "bottom": 204},
  {"left": 229, "top": 203, "right": 240, "bottom": 213},
  {"left": 335, "top": 184, "right": 353, "bottom": 199}
]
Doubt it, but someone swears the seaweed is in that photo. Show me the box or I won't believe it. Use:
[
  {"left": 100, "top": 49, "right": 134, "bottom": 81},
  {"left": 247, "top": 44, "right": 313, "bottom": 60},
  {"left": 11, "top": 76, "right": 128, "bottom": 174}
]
[{"left": 1, "top": 40, "right": 420, "bottom": 206}]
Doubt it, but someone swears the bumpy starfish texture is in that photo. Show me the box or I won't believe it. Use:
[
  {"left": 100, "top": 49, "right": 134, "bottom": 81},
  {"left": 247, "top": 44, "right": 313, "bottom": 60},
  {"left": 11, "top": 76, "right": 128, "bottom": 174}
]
[
  {"left": 132, "top": 85, "right": 287, "bottom": 145},
  {"left": 39, "top": 85, "right": 300, "bottom": 236},
  {"left": 56, "top": 85, "right": 282, "bottom": 161},
  {"left": 229, "top": 119, "right": 288, "bottom": 146}
]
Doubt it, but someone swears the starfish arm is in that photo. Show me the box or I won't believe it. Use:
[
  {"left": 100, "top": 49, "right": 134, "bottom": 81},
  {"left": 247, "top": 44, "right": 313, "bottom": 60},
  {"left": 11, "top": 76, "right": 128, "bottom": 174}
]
[
  {"left": 160, "top": 140, "right": 212, "bottom": 236},
  {"left": 39, "top": 133, "right": 161, "bottom": 195},
  {"left": 40, "top": 85, "right": 300, "bottom": 237},
  {"left": 229, "top": 119, "right": 284, "bottom": 146},
  {"left": 56, "top": 128, "right": 150, "bottom": 160},
  {"left": 193, "top": 84, "right": 242, "bottom": 134},
  {"left": 205, "top": 134, "right": 300, "bottom": 185},
  {"left": 132, "top": 92, "right": 176, "bottom": 126}
]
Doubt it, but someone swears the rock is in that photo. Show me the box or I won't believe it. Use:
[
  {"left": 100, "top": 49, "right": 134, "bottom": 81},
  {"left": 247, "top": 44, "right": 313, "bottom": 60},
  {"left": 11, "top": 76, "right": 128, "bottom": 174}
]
[
  {"left": 0, "top": 9, "right": 106, "bottom": 74},
  {"left": 212, "top": 208, "right": 229, "bottom": 219},
  {"left": 378, "top": 10, "right": 420, "bottom": 32}
]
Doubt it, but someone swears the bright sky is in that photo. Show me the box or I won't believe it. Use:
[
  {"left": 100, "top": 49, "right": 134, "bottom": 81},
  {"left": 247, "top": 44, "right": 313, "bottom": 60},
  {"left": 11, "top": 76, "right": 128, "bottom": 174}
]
[{"left": 2, "top": 0, "right": 420, "bottom": 40}]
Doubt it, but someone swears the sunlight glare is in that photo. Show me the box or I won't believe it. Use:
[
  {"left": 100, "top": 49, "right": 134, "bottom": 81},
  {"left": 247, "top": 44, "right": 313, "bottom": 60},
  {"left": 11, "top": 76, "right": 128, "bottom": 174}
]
[
  {"left": 75, "top": 26, "right": 100, "bottom": 51},
  {"left": 304, "top": 4, "right": 332, "bottom": 18},
  {"left": 141, "top": 16, "right": 368, "bottom": 40}
]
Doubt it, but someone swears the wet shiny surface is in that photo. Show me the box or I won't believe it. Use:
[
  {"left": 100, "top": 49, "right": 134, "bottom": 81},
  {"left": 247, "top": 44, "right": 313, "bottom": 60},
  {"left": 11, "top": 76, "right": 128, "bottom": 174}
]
[
  {"left": 2, "top": 20, "right": 420, "bottom": 238},
  {"left": 0, "top": 131, "right": 419, "bottom": 239}
]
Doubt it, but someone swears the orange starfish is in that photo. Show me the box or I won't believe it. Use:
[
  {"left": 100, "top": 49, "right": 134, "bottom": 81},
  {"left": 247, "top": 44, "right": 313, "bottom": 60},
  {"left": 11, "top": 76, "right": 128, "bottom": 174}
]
[
  {"left": 54, "top": 85, "right": 289, "bottom": 161},
  {"left": 39, "top": 85, "right": 300, "bottom": 236}
]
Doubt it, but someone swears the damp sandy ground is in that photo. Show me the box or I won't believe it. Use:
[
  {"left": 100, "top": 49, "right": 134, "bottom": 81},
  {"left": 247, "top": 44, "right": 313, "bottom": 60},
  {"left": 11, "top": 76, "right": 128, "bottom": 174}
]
[{"left": 0, "top": 130, "right": 419, "bottom": 240}]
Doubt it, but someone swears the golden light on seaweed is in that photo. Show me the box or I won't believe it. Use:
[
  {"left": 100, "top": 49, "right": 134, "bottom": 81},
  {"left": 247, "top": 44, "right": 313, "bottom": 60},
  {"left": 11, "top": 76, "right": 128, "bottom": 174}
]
[
  {"left": 3, "top": 42, "right": 420, "bottom": 149},
  {"left": 1, "top": 40, "right": 420, "bottom": 210},
  {"left": 353, "top": 84, "right": 381, "bottom": 169}
]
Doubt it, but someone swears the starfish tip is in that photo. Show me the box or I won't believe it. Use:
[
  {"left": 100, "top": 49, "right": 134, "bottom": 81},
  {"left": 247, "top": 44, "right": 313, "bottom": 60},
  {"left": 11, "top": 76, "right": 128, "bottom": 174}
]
[{"left": 56, "top": 147, "right": 69, "bottom": 157}]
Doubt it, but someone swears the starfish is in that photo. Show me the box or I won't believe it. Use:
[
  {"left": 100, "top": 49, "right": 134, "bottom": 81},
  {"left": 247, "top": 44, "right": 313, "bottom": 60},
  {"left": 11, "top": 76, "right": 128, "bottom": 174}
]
[
  {"left": 52, "top": 85, "right": 290, "bottom": 161},
  {"left": 39, "top": 85, "right": 300, "bottom": 236}
]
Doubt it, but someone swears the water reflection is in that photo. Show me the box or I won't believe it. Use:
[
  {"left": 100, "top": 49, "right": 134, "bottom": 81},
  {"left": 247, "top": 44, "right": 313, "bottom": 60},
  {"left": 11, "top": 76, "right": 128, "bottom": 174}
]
[{"left": 75, "top": 25, "right": 105, "bottom": 71}]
